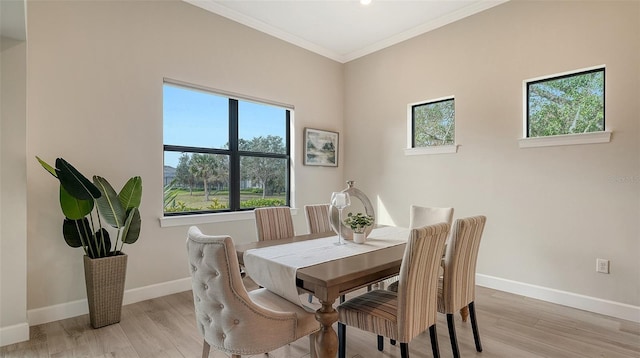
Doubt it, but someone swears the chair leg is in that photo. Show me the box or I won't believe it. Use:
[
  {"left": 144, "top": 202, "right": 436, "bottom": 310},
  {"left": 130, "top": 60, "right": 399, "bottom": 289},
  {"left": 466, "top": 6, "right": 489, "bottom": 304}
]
[
  {"left": 201, "top": 340, "right": 210, "bottom": 358},
  {"left": 429, "top": 325, "right": 440, "bottom": 358},
  {"left": 400, "top": 342, "right": 410, "bottom": 358},
  {"left": 446, "top": 314, "right": 459, "bottom": 358},
  {"left": 338, "top": 323, "right": 346, "bottom": 358},
  {"left": 469, "top": 301, "right": 483, "bottom": 352},
  {"left": 377, "top": 335, "right": 384, "bottom": 351}
]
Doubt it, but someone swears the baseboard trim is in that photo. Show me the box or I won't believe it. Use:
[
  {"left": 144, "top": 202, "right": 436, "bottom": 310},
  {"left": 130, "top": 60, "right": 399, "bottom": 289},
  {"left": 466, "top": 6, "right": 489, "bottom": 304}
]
[
  {"left": 476, "top": 273, "right": 640, "bottom": 323},
  {"left": 0, "top": 322, "right": 30, "bottom": 347},
  {"left": 25, "top": 274, "right": 640, "bottom": 328},
  {"left": 27, "top": 277, "right": 192, "bottom": 326}
]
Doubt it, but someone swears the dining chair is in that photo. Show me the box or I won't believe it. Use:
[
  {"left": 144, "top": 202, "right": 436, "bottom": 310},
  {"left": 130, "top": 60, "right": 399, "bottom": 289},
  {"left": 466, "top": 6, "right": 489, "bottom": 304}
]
[
  {"left": 186, "top": 226, "right": 320, "bottom": 358},
  {"left": 254, "top": 206, "right": 295, "bottom": 241},
  {"left": 409, "top": 205, "right": 454, "bottom": 229},
  {"left": 378, "top": 205, "right": 454, "bottom": 292},
  {"left": 386, "top": 215, "right": 486, "bottom": 357},
  {"left": 304, "top": 204, "right": 333, "bottom": 234},
  {"left": 438, "top": 215, "right": 486, "bottom": 358},
  {"left": 337, "top": 223, "right": 450, "bottom": 358}
]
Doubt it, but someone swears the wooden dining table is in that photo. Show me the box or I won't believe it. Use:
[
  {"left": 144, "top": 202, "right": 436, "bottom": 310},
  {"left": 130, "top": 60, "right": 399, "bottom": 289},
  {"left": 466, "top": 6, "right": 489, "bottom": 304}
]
[{"left": 235, "top": 231, "right": 408, "bottom": 358}]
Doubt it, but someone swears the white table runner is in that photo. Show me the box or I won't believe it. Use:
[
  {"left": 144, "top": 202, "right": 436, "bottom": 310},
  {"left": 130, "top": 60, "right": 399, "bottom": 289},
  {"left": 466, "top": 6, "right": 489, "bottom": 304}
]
[{"left": 243, "top": 226, "right": 410, "bottom": 308}]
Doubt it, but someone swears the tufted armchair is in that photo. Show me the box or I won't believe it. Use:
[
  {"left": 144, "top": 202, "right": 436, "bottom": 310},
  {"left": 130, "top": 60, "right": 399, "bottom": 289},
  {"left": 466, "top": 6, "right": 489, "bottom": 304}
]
[{"left": 186, "top": 226, "right": 320, "bottom": 358}]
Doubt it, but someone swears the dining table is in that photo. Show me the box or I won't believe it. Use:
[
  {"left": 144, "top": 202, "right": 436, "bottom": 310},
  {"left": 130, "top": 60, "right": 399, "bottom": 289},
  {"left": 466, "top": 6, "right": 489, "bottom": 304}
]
[{"left": 235, "top": 227, "right": 411, "bottom": 358}]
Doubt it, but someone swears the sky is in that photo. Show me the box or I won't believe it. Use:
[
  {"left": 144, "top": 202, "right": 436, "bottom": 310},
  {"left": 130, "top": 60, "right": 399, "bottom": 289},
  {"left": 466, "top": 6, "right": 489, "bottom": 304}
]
[{"left": 163, "top": 83, "right": 287, "bottom": 168}]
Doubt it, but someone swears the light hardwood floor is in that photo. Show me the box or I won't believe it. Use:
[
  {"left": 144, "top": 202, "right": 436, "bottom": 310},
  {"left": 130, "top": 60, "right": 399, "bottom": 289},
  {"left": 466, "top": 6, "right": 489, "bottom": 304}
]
[{"left": 2, "top": 282, "right": 639, "bottom": 358}]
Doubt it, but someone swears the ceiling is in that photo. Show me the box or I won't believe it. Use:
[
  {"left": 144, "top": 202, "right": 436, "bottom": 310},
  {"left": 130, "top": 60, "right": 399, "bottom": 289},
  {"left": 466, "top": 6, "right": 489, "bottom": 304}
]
[{"left": 185, "top": 0, "right": 508, "bottom": 63}]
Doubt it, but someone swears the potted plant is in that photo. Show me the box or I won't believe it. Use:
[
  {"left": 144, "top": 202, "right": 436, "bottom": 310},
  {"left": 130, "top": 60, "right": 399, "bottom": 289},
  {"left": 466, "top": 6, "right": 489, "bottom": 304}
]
[
  {"left": 344, "top": 212, "right": 374, "bottom": 244},
  {"left": 36, "top": 156, "right": 142, "bottom": 328}
]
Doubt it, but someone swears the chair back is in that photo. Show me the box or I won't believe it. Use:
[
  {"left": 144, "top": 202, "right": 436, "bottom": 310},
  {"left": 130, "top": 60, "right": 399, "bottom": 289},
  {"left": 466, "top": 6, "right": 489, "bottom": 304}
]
[
  {"left": 305, "top": 204, "right": 333, "bottom": 234},
  {"left": 409, "top": 205, "right": 454, "bottom": 229},
  {"left": 254, "top": 207, "right": 295, "bottom": 241},
  {"left": 396, "top": 222, "right": 449, "bottom": 342},
  {"left": 186, "top": 226, "right": 299, "bottom": 355},
  {"left": 440, "top": 216, "right": 486, "bottom": 313}
]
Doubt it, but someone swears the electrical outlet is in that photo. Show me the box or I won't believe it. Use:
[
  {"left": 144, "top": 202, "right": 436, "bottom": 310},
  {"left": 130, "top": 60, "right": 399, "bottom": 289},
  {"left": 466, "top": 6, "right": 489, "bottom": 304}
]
[{"left": 596, "top": 258, "right": 610, "bottom": 274}]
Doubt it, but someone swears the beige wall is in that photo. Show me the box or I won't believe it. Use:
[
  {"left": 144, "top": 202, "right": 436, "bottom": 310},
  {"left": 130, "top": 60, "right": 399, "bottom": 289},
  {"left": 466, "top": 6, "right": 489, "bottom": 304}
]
[
  {"left": 1, "top": 35, "right": 28, "bottom": 344},
  {"left": 15, "top": 0, "right": 640, "bottom": 329},
  {"left": 344, "top": 0, "right": 639, "bottom": 306},
  {"left": 26, "top": 0, "right": 344, "bottom": 311}
]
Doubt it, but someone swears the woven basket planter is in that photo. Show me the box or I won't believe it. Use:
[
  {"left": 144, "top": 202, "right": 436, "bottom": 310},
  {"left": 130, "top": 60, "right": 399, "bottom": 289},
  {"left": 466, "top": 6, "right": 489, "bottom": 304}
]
[{"left": 83, "top": 253, "right": 127, "bottom": 328}]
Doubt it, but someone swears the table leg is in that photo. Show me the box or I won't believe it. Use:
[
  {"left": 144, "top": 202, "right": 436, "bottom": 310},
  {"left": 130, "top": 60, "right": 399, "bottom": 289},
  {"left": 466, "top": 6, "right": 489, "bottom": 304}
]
[{"left": 315, "top": 300, "right": 339, "bottom": 358}]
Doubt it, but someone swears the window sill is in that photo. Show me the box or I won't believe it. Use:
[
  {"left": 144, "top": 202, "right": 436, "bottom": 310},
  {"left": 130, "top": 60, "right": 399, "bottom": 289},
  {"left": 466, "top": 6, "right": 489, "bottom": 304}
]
[
  {"left": 159, "top": 208, "right": 299, "bottom": 228},
  {"left": 518, "top": 131, "right": 611, "bottom": 148},
  {"left": 404, "top": 145, "right": 459, "bottom": 156}
]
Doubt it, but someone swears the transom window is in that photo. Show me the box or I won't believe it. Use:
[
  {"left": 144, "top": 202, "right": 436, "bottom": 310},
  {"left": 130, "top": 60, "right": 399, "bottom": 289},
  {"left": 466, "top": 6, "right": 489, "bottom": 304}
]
[
  {"left": 163, "top": 81, "right": 290, "bottom": 215},
  {"left": 526, "top": 67, "right": 605, "bottom": 138},
  {"left": 411, "top": 97, "right": 455, "bottom": 147}
]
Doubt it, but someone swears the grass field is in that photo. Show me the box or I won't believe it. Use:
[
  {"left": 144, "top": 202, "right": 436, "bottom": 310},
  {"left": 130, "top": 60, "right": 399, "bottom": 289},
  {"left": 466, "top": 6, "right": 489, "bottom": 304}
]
[{"left": 165, "top": 189, "right": 285, "bottom": 212}]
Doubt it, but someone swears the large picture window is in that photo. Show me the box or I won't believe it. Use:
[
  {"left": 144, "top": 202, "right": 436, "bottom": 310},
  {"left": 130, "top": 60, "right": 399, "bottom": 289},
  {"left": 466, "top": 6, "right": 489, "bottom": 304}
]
[
  {"left": 526, "top": 67, "right": 605, "bottom": 138},
  {"left": 411, "top": 97, "right": 455, "bottom": 147},
  {"left": 163, "top": 81, "right": 290, "bottom": 215}
]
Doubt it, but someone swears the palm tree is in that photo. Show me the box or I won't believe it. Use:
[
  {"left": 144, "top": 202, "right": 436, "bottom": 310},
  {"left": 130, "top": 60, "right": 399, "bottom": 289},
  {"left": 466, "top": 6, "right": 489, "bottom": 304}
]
[{"left": 189, "top": 154, "right": 217, "bottom": 202}]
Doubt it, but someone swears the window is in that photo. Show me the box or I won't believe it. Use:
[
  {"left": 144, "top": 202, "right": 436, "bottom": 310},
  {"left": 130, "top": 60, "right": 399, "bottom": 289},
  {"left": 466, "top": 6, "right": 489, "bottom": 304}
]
[
  {"left": 411, "top": 97, "right": 455, "bottom": 148},
  {"left": 163, "top": 81, "right": 290, "bottom": 216},
  {"left": 526, "top": 67, "right": 605, "bottom": 138}
]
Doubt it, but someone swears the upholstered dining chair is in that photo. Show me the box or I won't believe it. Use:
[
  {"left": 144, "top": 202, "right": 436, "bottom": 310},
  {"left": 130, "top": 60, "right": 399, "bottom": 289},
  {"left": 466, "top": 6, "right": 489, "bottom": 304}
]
[
  {"left": 378, "top": 205, "right": 454, "bottom": 293},
  {"left": 437, "top": 215, "right": 486, "bottom": 358},
  {"left": 337, "top": 223, "right": 450, "bottom": 358},
  {"left": 254, "top": 206, "right": 295, "bottom": 241},
  {"left": 387, "top": 216, "right": 486, "bottom": 357},
  {"left": 186, "top": 226, "right": 320, "bottom": 358},
  {"left": 409, "top": 205, "right": 454, "bottom": 229},
  {"left": 304, "top": 204, "right": 333, "bottom": 234}
]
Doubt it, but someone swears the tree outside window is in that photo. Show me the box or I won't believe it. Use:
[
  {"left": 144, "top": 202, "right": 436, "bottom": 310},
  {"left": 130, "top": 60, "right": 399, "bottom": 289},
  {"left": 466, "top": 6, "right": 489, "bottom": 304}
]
[
  {"left": 527, "top": 68, "right": 604, "bottom": 138},
  {"left": 412, "top": 97, "right": 455, "bottom": 147}
]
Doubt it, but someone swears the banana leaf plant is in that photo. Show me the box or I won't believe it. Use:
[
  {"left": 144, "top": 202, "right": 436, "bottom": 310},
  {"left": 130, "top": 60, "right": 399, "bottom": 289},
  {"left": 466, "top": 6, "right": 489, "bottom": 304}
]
[{"left": 37, "top": 157, "right": 142, "bottom": 258}]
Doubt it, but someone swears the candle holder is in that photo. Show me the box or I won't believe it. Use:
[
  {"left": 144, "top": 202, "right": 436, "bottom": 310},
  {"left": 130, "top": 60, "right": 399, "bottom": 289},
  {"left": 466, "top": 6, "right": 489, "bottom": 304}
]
[{"left": 330, "top": 191, "right": 351, "bottom": 245}]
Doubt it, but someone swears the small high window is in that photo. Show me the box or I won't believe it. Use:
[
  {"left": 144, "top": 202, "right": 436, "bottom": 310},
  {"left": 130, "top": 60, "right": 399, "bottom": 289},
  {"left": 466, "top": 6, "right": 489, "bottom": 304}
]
[
  {"left": 411, "top": 97, "right": 455, "bottom": 148},
  {"left": 526, "top": 67, "right": 605, "bottom": 138}
]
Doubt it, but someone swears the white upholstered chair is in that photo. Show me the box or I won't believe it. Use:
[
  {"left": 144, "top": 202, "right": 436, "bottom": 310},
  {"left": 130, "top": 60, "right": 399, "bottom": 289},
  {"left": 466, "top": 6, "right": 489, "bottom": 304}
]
[
  {"left": 438, "top": 216, "right": 486, "bottom": 358},
  {"left": 254, "top": 206, "right": 295, "bottom": 241},
  {"left": 304, "top": 204, "right": 333, "bottom": 234},
  {"left": 337, "top": 223, "right": 450, "bottom": 358},
  {"left": 186, "top": 226, "right": 320, "bottom": 358},
  {"left": 409, "top": 205, "right": 454, "bottom": 229}
]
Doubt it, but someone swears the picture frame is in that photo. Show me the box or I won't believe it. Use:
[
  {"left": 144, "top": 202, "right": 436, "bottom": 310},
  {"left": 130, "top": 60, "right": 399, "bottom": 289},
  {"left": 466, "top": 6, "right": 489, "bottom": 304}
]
[{"left": 304, "top": 128, "right": 338, "bottom": 167}]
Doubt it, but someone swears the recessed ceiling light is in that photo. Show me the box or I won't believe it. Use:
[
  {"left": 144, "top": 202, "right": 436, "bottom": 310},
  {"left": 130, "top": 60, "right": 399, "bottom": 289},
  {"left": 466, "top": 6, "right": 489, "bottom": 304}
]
[{"left": 360, "top": 0, "right": 372, "bottom": 6}]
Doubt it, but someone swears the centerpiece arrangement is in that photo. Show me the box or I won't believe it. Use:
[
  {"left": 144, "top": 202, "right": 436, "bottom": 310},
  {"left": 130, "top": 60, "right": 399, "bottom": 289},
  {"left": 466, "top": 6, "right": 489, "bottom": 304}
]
[{"left": 344, "top": 212, "right": 374, "bottom": 244}]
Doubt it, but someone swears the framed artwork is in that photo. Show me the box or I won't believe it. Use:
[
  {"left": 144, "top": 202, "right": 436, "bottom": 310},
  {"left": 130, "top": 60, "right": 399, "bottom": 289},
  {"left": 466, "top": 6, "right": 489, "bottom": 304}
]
[{"left": 304, "top": 128, "right": 338, "bottom": 167}]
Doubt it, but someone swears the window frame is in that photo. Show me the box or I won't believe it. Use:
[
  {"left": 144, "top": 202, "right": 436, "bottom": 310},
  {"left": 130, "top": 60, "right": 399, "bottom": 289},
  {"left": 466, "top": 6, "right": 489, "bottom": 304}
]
[
  {"left": 524, "top": 66, "right": 606, "bottom": 138},
  {"left": 520, "top": 65, "right": 611, "bottom": 148},
  {"left": 163, "top": 80, "right": 291, "bottom": 217},
  {"left": 405, "top": 96, "right": 458, "bottom": 156}
]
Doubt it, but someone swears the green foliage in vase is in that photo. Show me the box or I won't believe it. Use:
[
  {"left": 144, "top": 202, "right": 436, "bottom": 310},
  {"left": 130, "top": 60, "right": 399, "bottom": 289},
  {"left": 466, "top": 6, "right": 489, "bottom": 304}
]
[
  {"left": 37, "top": 157, "right": 142, "bottom": 258},
  {"left": 344, "top": 212, "right": 374, "bottom": 233}
]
